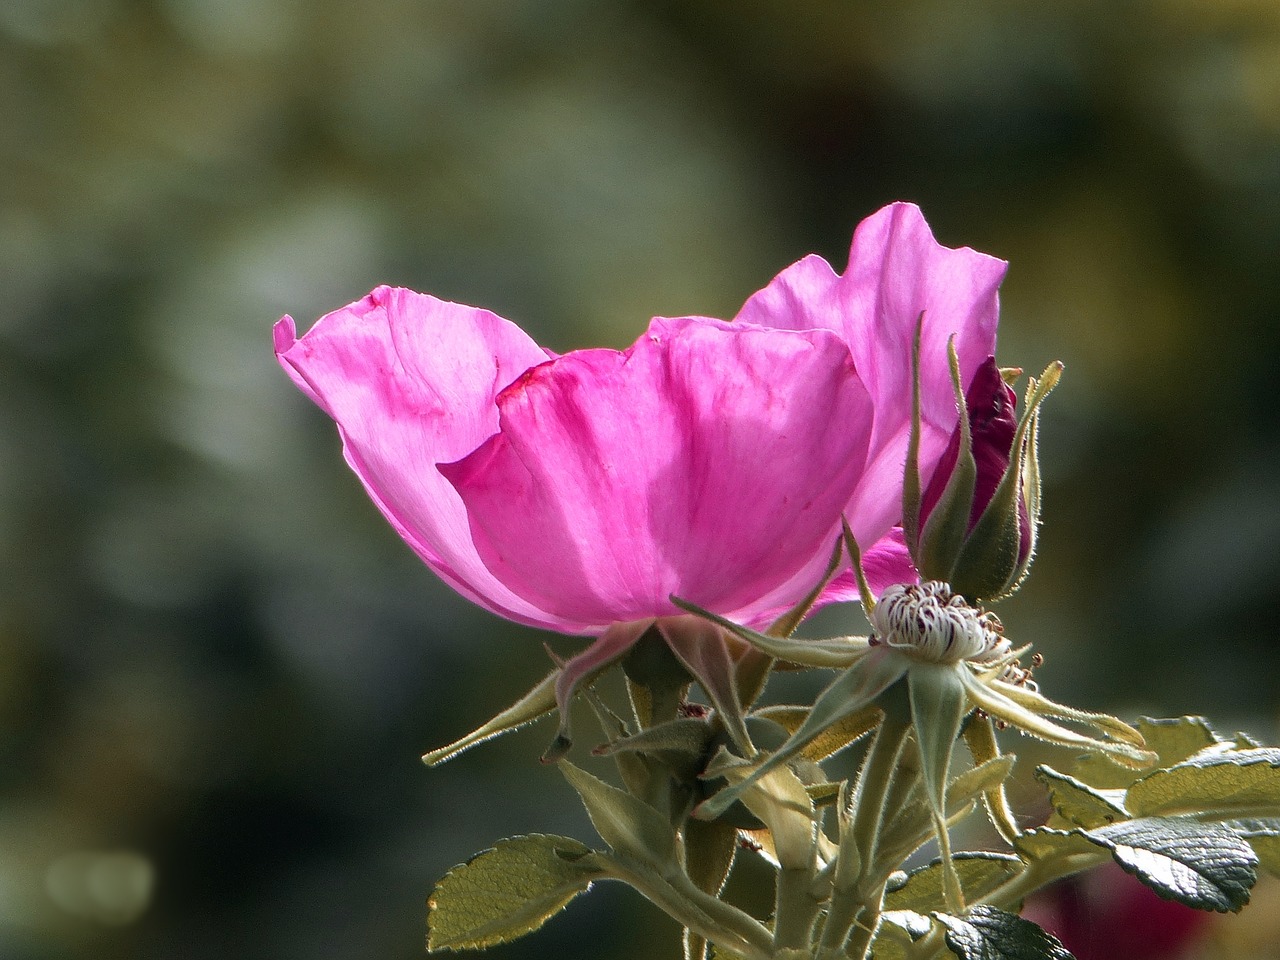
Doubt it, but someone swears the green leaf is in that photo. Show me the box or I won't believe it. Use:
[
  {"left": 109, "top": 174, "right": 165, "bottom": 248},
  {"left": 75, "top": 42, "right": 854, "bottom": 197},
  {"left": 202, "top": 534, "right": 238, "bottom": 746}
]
[
  {"left": 1087, "top": 817, "right": 1256, "bottom": 912},
  {"left": 752, "top": 703, "right": 882, "bottom": 763},
  {"left": 949, "top": 755, "right": 1018, "bottom": 810},
  {"left": 1245, "top": 834, "right": 1280, "bottom": 878},
  {"left": 1013, "top": 828, "right": 1108, "bottom": 867},
  {"left": 936, "top": 904, "right": 1075, "bottom": 960},
  {"left": 963, "top": 715, "right": 1021, "bottom": 845},
  {"left": 1071, "top": 716, "right": 1219, "bottom": 789},
  {"left": 883, "top": 853, "right": 1023, "bottom": 913},
  {"left": 423, "top": 670, "right": 557, "bottom": 766},
  {"left": 1138, "top": 716, "right": 1221, "bottom": 764},
  {"left": 427, "top": 834, "right": 599, "bottom": 951},
  {"left": 1127, "top": 748, "right": 1280, "bottom": 819},
  {"left": 559, "top": 761, "right": 677, "bottom": 868},
  {"left": 683, "top": 818, "right": 740, "bottom": 960},
  {"left": 1016, "top": 819, "right": 1257, "bottom": 913},
  {"left": 804, "top": 781, "right": 842, "bottom": 806},
  {"left": 872, "top": 910, "right": 934, "bottom": 960},
  {"left": 1225, "top": 816, "right": 1280, "bottom": 838},
  {"left": 1035, "top": 765, "right": 1128, "bottom": 829}
]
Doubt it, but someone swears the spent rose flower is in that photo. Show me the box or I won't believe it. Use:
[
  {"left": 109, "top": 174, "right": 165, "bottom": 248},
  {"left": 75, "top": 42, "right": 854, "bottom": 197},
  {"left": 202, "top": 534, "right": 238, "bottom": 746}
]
[{"left": 274, "top": 202, "right": 1004, "bottom": 749}]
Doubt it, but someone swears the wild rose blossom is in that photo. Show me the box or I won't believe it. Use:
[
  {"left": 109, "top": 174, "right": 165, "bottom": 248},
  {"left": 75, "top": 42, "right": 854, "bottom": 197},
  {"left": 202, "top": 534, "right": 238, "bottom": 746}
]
[{"left": 274, "top": 203, "right": 1003, "bottom": 668}]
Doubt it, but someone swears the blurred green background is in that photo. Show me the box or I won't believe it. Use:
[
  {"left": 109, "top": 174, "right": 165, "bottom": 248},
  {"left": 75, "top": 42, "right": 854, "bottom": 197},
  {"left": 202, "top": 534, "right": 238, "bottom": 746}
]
[{"left": 3, "top": 1, "right": 1280, "bottom": 958}]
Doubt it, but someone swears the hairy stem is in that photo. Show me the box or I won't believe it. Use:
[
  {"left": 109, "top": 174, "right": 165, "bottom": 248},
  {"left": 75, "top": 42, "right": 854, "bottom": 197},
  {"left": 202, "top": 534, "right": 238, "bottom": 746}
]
[
  {"left": 772, "top": 865, "right": 821, "bottom": 952},
  {"left": 599, "top": 856, "right": 775, "bottom": 960},
  {"left": 819, "top": 707, "right": 911, "bottom": 955}
]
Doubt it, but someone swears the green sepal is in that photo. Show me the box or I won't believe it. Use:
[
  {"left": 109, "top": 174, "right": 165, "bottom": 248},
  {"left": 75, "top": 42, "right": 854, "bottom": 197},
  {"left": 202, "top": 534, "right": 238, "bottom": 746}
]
[
  {"left": 695, "top": 648, "right": 906, "bottom": 821},
  {"left": 426, "top": 834, "right": 600, "bottom": 951},
  {"left": 703, "top": 747, "right": 817, "bottom": 871},
  {"left": 908, "top": 662, "right": 971, "bottom": 911},
  {"left": 559, "top": 760, "right": 677, "bottom": 870},
  {"left": 961, "top": 672, "right": 1154, "bottom": 769},
  {"left": 548, "top": 620, "right": 657, "bottom": 760},
  {"left": 1004, "top": 406, "right": 1042, "bottom": 595},
  {"left": 579, "top": 684, "right": 658, "bottom": 803},
  {"left": 884, "top": 852, "right": 1023, "bottom": 913},
  {"left": 935, "top": 904, "right": 1075, "bottom": 960},
  {"left": 766, "top": 531, "right": 846, "bottom": 640},
  {"left": 841, "top": 517, "right": 879, "bottom": 614},
  {"left": 670, "top": 597, "right": 869, "bottom": 669},
  {"left": 596, "top": 717, "right": 711, "bottom": 765},
  {"left": 661, "top": 617, "right": 758, "bottom": 754},
  {"left": 917, "top": 339, "right": 978, "bottom": 585},
  {"left": 423, "top": 669, "right": 557, "bottom": 767}
]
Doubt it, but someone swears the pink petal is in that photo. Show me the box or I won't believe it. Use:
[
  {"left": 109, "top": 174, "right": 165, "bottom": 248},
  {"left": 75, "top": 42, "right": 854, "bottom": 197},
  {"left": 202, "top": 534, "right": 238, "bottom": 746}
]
[
  {"left": 441, "top": 316, "right": 874, "bottom": 629},
  {"left": 735, "top": 202, "right": 1006, "bottom": 548},
  {"left": 275, "top": 286, "right": 589, "bottom": 632}
]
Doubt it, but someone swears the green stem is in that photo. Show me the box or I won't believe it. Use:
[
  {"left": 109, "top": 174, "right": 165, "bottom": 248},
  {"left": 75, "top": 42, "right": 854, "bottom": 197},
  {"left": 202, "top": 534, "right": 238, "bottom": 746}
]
[
  {"left": 600, "top": 857, "right": 776, "bottom": 960},
  {"left": 819, "top": 707, "right": 912, "bottom": 955},
  {"left": 772, "top": 866, "right": 821, "bottom": 952},
  {"left": 841, "top": 885, "right": 886, "bottom": 960},
  {"left": 666, "top": 869, "right": 778, "bottom": 956},
  {"left": 851, "top": 698, "right": 913, "bottom": 870}
]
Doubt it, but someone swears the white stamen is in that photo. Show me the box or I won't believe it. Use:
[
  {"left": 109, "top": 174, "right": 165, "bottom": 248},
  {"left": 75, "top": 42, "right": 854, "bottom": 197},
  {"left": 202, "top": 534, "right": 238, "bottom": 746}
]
[{"left": 870, "top": 581, "right": 1009, "bottom": 665}]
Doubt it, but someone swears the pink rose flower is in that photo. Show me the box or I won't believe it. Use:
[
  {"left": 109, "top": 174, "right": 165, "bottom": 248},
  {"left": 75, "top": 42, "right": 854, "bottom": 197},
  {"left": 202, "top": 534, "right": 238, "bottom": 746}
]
[{"left": 275, "top": 203, "right": 1004, "bottom": 710}]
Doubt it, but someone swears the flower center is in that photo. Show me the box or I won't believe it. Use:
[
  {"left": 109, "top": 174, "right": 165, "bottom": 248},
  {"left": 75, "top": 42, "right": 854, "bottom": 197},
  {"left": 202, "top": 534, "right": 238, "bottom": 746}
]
[{"left": 870, "top": 581, "right": 1008, "bottom": 664}]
